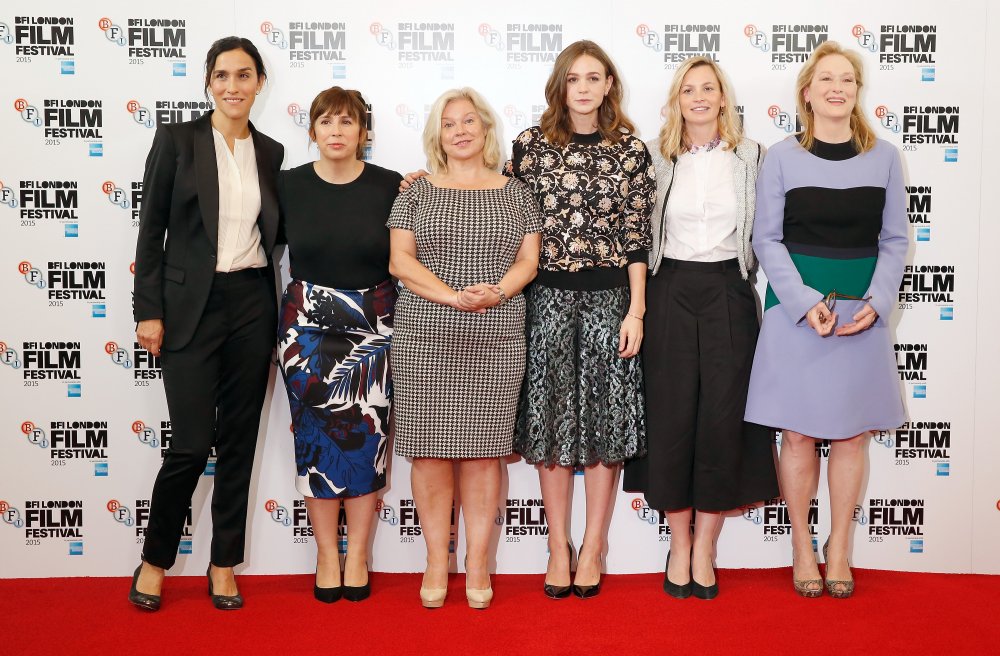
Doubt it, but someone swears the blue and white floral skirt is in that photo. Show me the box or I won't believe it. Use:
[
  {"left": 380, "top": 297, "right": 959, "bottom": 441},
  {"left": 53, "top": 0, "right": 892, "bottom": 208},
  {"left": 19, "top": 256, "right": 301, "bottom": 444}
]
[{"left": 277, "top": 278, "right": 396, "bottom": 498}]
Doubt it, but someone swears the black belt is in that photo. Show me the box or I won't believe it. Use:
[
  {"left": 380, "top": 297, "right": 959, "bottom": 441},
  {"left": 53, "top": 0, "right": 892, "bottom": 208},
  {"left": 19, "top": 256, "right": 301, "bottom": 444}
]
[
  {"left": 660, "top": 257, "right": 739, "bottom": 272},
  {"left": 214, "top": 267, "right": 267, "bottom": 280}
]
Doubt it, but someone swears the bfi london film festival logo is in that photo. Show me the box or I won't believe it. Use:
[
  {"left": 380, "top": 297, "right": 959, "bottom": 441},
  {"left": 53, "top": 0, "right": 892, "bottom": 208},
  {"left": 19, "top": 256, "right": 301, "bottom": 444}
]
[
  {"left": 5, "top": 179, "right": 79, "bottom": 237},
  {"left": 907, "top": 185, "right": 933, "bottom": 242},
  {"left": 875, "top": 104, "right": 959, "bottom": 162},
  {"left": 7, "top": 339, "right": 81, "bottom": 396},
  {"left": 126, "top": 98, "right": 211, "bottom": 129},
  {"left": 743, "top": 498, "right": 820, "bottom": 547},
  {"left": 105, "top": 340, "right": 161, "bottom": 383},
  {"left": 476, "top": 23, "right": 562, "bottom": 64},
  {"left": 631, "top": 497, "right": 674, "bottom": 538},
  {"left": 260, "top": 20, "right": 347, "bottom": 78},
  {"left": 287, "top": 101, "right": 374, "bottom": 159},
  {"left": 130, "top": 420, "right": 164, "bottom": 449},
  {"left": 0, "top": 16, "right": 75, "bottom": 74},
  {"left": 636, "top": 23, "right": 721, "bottom": 68},
  {"left": 17, "top": 499, "right": 85, "bottom": 555},
  {"left": 858, "top": 498, "right": 926, "bottom": 553},
  {"left": 109, "top": 499, "right": 193, "bottom": 552},
  {"left": 19, "top": 419, "right": 109, "bottom": 475},
  {"left": 852, "top": 24, "right": 937, "bottom": 82},
  {"left": 97, "top": 17, "right": 187, "bottom": 76},
  {"left": 896, "top": 343, "right": 930, "bottom": 399},
  {"left": 377, "top": 498, "right": 456, "bottom": 550},
  {"left": 766, "top": 104, "right": 800, "bottom": 135},
  {"left": 102, "top": 180, "right": 142, "bottom": 228},
  {"left": 19, "top": 260, "right": 107, "bottom": 317},
  {"left": 744, "top": 23, "right": 828, "bottom": 65},
  {"left": 899, "top": 264, "right": 955, "bottom": 322},
  {"left": 370, "top": 21, "right": 454, "bottom": 78},
  {"left": 502, "top": 104, "right": 544, "bottom": 132},
  {"left": 13, "top": 97, "right": 103, "bottom": 156},
  {"left": 874, "top": 420, "right": 952, "bottom": 476},
  {"left": 500, "top": 498, "right": 548, "bottom": 539}
]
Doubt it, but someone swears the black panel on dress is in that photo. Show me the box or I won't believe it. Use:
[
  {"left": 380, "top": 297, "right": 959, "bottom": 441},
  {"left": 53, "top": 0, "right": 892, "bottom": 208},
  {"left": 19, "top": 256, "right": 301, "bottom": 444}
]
[{"left": 783, "top": 186, "right": 886, "bottom": 249}]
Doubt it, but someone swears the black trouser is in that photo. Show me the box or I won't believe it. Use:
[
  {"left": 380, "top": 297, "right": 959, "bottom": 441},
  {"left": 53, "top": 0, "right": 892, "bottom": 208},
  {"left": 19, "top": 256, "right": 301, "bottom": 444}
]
[
  {"left": 142, "top": 268, "right": 276, "bottom": 569},
  {"left": 624, "top": 258, "right": 778, "bottom": 512}
]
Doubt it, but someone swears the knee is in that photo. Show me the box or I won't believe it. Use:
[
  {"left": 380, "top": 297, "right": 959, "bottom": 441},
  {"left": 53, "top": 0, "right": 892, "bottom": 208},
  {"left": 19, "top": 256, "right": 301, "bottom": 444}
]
[{"left": 781, "top": 430, "right": 814, "bottom": 451}]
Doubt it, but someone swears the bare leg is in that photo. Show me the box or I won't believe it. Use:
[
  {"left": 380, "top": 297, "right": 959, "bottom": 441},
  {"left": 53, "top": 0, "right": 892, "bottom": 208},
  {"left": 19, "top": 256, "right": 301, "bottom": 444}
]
[
  {"left": 538, "top": 464, "right": 574, "bottom": 586},
  {"left": 305, "top": 497, "right": 343, "bottom": 588},
  {"left": 343, "top": 493, "right": 377, "bottom": 587},
  {"left": 411, "top": 458, "right": 454, "bottom": 590},
  {"left": 826, "top": 432, "right": 868, "bottom": 591},
  {"left": 692, "top": 511, "right": 722, "bottom": 586},
  {"left": 136, "top": 561, "right": 165, "bottom": 596},
  {"left": 575, "top": 462, "right": 618, "bottom": 586},
  {"left": 458, "top": 458, "right": 501, "bottom": 590},
  {"left": 664, "top": 508, "right": 693, "bottom": 585},
  {"left": 779, "top": 430, "right": 821, "bottom": 591}
]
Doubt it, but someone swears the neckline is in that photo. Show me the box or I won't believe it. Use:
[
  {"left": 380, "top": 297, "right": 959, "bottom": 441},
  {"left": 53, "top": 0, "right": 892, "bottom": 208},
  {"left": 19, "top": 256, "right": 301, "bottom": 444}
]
[
  {"left": 311, "top": 161, "right": 366, "bottom": 187},
  {"left": 808, "top": 137, "right": 857, "bottom": 161},
  {"left": 424, "top": 176, "right": 512, "bottom": 191},
  {"left": 571, "top": 131, "right": 603, "bottom": 145}
]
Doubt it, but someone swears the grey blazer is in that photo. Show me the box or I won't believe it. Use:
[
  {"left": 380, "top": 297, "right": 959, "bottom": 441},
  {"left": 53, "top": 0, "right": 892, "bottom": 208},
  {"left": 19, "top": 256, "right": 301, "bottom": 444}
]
[{"left": 646, "top": 137, "right": 765, "bottom": 279}]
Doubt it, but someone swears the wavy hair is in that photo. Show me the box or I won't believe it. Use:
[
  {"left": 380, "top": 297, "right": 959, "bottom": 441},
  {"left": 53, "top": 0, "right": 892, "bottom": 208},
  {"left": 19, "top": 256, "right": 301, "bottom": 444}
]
[
  {"left": 658, "top": 57, "right": 743, "bottom": 160},
  {"left": 796, "top": 40, "right": 876, "bottom": 153},
  {"left": 540, "top": 40, "right": 635, "bottom": 147},
  {"left": 422, "top": 87, "right": 502, "bottom": 173}
]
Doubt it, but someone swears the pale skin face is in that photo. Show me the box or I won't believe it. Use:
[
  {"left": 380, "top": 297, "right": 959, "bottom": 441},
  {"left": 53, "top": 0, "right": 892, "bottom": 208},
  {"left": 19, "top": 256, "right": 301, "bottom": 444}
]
[
  {"left": 439, "top": 98, "right": 487, "bottom": 165},
  {"left": 564, "top": 54, "right": 613, "bottom": 130},
  {"left": 311, "top": 110, "right": 361, "bottom": 164},
  {"left": 208, "top": 48, "right": 264, "bottom": 124},
  {"left": 803, "top": 53, "right": 858, "bottom": 125},
  {"left": 678, "top": 64, "right": 724, "bottom": 140}
]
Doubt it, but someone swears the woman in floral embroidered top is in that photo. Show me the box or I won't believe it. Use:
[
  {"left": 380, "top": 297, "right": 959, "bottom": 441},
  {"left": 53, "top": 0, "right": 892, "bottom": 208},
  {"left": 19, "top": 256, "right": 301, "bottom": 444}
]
[{"left": 505, "top": 39, "right": 656, "bottom": 599}]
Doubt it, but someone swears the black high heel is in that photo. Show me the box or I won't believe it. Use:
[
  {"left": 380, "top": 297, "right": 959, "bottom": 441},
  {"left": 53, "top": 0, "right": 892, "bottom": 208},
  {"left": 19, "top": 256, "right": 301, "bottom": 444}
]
[
  {"left": 127, "top": 564, "right": 161, "bottom": 611},
  {"left": 543, "top": 542, "right": 574, "bottom": 600},
  {"left": 691, "top": 560, "right": 719, "bottom": 600},
  {"left": 662, "top": 550, "right": 692, "bottom": 599},
  {"left": 343, "top": 564, "right": 370, "bottom": 602},
  {"left": 207, "top": 564, "right": 244, "bottom": 610},
  {"left": 571, "top": 545, "right": 602, "bottom": 599}
]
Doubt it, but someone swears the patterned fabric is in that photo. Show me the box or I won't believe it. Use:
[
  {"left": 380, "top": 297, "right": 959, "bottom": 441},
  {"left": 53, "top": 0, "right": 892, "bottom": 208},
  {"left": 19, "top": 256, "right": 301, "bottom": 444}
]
[
  {"left": 387, "top": 177, "right": 544, "bottom": 459},
  {"left": 505, "top": 126, "right": 656, "bottom": 272},
  {"left": 514, "top": 284, "right": 646, "bottom": 466},
  {"left": 277, "top": 278, "right": 396, "bottom": 498}
]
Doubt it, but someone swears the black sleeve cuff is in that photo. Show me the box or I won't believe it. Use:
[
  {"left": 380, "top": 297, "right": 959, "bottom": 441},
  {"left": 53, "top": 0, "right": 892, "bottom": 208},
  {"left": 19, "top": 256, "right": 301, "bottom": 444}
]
[{"left": 626, "top": 249, "right": 649, "bottom": 265}]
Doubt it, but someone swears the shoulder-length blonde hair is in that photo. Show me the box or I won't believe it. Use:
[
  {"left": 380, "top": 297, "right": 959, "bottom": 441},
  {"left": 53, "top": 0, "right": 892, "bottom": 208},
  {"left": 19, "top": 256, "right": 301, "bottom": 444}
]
[
  {"left": 540, "top": 40, "right": 635, "bottom": 148},
  {"left": 796, "top": 40, "right": 876, "bottom": 153},
  {"left": 422, "top": 87, "right": 502, "bottom": 174},
  {"left": 658, "top": 57, "right": 743, "bottom": 160}
]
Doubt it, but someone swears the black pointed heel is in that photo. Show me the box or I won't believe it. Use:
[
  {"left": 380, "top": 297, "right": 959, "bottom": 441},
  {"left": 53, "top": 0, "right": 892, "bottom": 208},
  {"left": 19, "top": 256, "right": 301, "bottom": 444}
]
[
  {"left": 663, "top": 550, "right": 692, "bottom": 599},
  {"left": 207, "top": 564, "right": 244, "bottom": 610},
  {"left": 127, "top": 564, "right": 161, "bottom": 611},
  {"left": 691, "top": 562, "right": 719, "bottom": 600},
  {"left": 543, "top": 542, "right": 574, "bottom": 600},
  {"left": 571, "top": 546, "right": 602, "bottom": 599},
  {"left": 343, "top": 565, "right": 370, "bottom": 602}
]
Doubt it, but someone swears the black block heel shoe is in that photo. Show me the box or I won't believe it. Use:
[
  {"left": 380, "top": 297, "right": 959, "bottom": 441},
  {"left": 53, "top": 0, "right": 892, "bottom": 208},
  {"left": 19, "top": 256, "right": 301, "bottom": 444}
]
[
  {"left": 343, "top": 566, "right": 370, "bottom": 602},
  {"left": 127, "top": 564, "right": 161, "bottom": 611},
  {"left": 543, "top": 542, "right": 574, "bottom": 599},
  {"left": 207, "top": 565, "right": 244, "bottom": 610},
  {"left": 662, "top": 551, "right": 692, "bottom": 599}
]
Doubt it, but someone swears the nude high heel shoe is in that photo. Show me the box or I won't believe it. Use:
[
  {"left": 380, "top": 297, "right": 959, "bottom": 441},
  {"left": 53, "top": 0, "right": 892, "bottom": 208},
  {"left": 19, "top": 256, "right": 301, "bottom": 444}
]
[{"left": 465, "top": 555, "right": 493, "bottom": 609}]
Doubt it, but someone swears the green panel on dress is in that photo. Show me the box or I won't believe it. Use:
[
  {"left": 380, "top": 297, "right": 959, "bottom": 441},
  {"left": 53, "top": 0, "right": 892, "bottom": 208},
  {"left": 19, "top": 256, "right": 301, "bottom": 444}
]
[{"left": 764, "top": 253, "right": 877, "bottom": 311}]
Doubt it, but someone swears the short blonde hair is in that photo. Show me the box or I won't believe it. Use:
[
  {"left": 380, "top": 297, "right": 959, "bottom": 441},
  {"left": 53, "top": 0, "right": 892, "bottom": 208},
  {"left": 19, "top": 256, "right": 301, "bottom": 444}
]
[
  {"left": 422, "top": 87, "right": 502, "bottom": 173},
  {"left": 796, "top": 41, "right": 876, "bottom": 154},
  {"left": 658, "top": 57, "right": 743, "bottom": 161}
]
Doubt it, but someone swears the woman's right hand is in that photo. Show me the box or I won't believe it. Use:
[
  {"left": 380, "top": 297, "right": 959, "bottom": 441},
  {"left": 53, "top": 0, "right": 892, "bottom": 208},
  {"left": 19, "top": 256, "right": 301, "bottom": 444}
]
[
  {"left": 398, "top": 169, "right": 429, "bottom": 193},
  {"left": 136, "top": 319, "right": 164, "bottom": 356},
  {"left": 805, "top": 302, "right": 837, "bottom": 337}
]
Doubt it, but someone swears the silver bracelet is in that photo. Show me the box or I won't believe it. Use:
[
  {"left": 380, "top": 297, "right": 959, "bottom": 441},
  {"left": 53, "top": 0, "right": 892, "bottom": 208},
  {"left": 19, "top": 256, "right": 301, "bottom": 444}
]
[
  {"left": 626, "top": 312, "right": 644, "bottom": 321},
  {"left": 496, "top": 285, "right": 508, "bottom": 306}
]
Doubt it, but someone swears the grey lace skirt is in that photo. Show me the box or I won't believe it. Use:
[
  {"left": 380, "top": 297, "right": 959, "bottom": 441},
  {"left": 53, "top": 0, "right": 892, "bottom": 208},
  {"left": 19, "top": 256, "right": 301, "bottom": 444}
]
[{"left": 514, "top": 283, "right": 646, "bottom": 467}]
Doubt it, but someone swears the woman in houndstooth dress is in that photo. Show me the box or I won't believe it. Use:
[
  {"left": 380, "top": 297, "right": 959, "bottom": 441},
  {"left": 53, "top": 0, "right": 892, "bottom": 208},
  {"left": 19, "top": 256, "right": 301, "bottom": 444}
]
[{"left": 387, "top": 87, "right": 542, "bottom": 608}]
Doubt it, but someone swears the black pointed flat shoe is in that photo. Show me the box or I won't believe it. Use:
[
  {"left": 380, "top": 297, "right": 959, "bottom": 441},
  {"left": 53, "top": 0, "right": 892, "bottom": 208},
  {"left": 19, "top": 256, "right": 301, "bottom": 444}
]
[
  {"left": 207, "top": 565, "right": 243, "bottom": 610},
  {"left": 663, "top": 550, "right": 692, "bottom": 599},
  {"left": 128, "top": 564, "right": 161, "bottom": 611}
]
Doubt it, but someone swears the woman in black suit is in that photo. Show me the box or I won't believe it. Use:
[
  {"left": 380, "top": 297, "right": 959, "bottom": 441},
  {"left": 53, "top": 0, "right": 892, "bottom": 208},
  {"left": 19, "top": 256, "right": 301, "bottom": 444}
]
[{"left": 128, "top": 36, "right": 284, "bottom": 611}]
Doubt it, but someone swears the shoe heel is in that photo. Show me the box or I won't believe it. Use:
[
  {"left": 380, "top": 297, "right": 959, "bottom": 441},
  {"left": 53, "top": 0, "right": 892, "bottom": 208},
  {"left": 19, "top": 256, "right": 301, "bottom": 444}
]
[{"left": 466, "top": 586, "right": 493, "bottom": 609}]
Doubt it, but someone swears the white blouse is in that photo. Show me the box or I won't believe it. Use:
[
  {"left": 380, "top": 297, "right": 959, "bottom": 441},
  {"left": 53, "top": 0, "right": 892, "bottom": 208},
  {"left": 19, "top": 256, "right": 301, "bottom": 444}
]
[
  {"left": 663, "top": 146, "right": 738, "bottom": 262},
  {"left": 212, "top": 128, "right": 265, "bottom": 273}
]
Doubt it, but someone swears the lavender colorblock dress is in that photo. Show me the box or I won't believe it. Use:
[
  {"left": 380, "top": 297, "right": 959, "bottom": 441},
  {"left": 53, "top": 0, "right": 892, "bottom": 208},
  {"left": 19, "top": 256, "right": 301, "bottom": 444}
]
[{"left": 744, "top": 137, "right": 908, "bottom": 439}]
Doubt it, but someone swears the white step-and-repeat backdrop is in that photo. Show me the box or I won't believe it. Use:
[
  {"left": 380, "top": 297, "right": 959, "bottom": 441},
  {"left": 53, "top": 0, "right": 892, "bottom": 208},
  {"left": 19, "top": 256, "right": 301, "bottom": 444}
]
[{"left": 2, "top": 0, "right": 998, "bottom": 577}]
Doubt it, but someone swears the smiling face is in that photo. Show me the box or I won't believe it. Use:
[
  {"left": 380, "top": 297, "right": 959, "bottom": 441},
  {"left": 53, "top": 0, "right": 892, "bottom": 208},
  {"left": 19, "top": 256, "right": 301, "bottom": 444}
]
[
  {"left": 311, "top": 109, "right": 361, "bottom": 163},
  {"left": 803, "top": 53, "right": 858, "bottom": 123},
  {"left": 439, "top": 98, "right": 486, "bottom": 164},
  {"left": 208, "top": 48, "right": 263, "bottom": 123},
  {"left": 564, "top": 54, "right": 613, "bottom": 122},
  {"left": 678, "top": 64, "right": 724, "bottom": 132}
]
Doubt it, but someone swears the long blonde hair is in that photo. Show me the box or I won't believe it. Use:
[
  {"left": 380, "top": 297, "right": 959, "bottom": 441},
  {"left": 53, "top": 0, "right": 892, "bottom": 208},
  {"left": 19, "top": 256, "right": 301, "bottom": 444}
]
[
  {"left": 540, "top": 40, "right": 635, "bottom": 148},
  {"left": 422, "top": 87, "right": 502, "bottom": 173},
  {"left": 658, "top": 57, "right": 742, "bottom": 160},
  {"left": 796, "top": 40, "right": 876, "bottom": 153}
]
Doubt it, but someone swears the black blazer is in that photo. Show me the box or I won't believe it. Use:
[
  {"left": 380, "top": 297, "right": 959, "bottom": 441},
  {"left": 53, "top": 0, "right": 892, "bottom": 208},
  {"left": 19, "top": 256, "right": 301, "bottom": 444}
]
[{"left": 133, "top": 111, "right": 284, "bottom": 351}]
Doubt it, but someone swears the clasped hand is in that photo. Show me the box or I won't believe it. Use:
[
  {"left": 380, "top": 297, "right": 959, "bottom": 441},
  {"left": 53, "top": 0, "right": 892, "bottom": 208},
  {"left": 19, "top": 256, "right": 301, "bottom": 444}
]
[
  {"left": 454, "top": 284, "right": 503, "bottom": 313},
  {"left": 806, "top": 301, "right": 878, "bottom": 337}
]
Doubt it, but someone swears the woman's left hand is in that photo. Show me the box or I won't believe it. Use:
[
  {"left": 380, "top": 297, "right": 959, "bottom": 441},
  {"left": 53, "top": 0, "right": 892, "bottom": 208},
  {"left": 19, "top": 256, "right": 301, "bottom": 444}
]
[
  {"left": 835, "top": 303, "right": 879, "bottom": 336},
  {"left": 619, "top": 314, "right": 643, "bottom": 358},
  {"left": 459, "top": 283, "right": 500, "bottom": 312}
]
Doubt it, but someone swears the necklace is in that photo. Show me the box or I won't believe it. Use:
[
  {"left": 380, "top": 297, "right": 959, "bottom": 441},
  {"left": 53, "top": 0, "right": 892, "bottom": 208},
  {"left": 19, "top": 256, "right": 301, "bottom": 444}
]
[{"left": 687, "top": 135, "right": 721, "bottom": 154}]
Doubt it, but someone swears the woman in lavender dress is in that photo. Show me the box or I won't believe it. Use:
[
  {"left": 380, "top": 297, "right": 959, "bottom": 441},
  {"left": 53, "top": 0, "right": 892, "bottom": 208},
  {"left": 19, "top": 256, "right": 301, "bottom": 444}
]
[{"left": 745, "top": 41, "right": 907, "bottom": 598}]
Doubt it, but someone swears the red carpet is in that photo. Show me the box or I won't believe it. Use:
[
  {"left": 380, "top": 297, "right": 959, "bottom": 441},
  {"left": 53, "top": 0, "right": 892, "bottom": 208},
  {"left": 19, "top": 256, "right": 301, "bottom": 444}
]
[{"left": 2, "top": 569, "right": 997, "bottom": 655}]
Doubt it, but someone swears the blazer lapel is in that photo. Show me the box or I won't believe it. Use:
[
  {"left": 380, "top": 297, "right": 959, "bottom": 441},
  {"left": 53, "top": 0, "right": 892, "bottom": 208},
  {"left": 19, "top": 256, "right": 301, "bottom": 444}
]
[
  {"left": 193, "top": 112, "right": 220, "bottom": 252},
  {"left": 251, "top": 122, "right": 279, "bottom": 254}
]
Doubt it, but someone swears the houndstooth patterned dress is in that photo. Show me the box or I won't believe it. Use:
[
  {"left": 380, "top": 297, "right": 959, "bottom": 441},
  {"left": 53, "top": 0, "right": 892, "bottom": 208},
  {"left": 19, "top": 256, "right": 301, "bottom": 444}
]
[{"left": 387, "top": 177, "right": 544, "bottom": 458}]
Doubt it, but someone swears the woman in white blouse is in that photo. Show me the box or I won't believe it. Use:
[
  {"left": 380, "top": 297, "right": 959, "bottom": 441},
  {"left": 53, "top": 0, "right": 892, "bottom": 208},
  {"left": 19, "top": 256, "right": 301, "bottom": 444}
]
[{"left": 623, "top": 57, "right": 778, "bottom": 599}]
